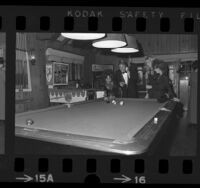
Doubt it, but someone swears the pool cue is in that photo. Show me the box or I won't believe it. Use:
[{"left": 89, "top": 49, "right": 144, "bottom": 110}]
[{"left": 119, "top": 86, "right": 123, "bottom": 100}]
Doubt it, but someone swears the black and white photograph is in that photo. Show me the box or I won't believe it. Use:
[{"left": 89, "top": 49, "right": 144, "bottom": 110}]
[
  {"left": 14, "top": 33, "right": 198, "bottom": 156},
  {"left": 0, "top": 33, "right": 6, "bottom": 155}
]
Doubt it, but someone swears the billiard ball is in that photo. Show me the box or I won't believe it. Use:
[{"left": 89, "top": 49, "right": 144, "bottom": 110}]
[
  {"left": 112, "top": 100, "right": 117, "bottom": 104},
  {"left": 26, "top": 119, "right": 34, "bottom": 126},
  {"left": 119, "top": 101, "right": 124, "bottom": 106}
]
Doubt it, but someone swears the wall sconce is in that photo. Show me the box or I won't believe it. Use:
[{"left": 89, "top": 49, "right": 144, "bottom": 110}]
[{"left": 30, "top": 50, "right": 36, "bottom": 65}]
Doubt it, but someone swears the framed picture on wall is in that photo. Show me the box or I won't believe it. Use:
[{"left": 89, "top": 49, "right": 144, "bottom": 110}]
[{"left": 53, "top": 62, "right": 69, "bottom": 85}]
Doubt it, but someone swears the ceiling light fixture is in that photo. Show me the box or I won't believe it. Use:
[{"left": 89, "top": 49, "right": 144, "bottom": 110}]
[
  {"left": 61, "top": 33, "right": 106, "bottom": 40},
  {"left": 111, "top": 34, "right": 139, "bottom": 53},
  {"left": 92, "top": 34, "right": 127, "bottom": 48}
]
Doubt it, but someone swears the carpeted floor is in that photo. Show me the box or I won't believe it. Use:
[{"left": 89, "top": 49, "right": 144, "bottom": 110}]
[
  {"left": 0, "top": 121, "right": 5, "bottom": 154},
  {"left": 170, "top": 112, "right": 197, "bottom": 156}
]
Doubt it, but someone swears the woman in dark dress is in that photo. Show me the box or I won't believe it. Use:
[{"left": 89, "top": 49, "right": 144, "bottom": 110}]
[
  {"left": 153, "top": 62, "right": 179, "bottom": 103},
  {"left": 144, "top": 58, "right": 183, "bottom": 117}
]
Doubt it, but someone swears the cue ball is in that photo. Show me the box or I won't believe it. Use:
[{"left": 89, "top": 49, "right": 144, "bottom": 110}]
[{"left": 119, "top": 101, "right": 124, "bottom": 106}]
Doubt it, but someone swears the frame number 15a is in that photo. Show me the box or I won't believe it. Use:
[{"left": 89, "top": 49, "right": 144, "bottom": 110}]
[{"left": 16, "top": 174, "right": 54, "bottom": 182}]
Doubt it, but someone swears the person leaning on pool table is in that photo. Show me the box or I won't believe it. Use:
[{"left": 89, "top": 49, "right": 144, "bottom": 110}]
[
  {"left": 144, "top": 57, "right": 177, "bottom": 100},
  {"left": 153, "top": 62, "right": 184, "bottom": 118},
  {"left": 151, "top": 61, "right": 178, "bottom": 103}
]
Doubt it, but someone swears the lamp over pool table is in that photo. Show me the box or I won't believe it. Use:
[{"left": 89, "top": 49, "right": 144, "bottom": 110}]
[
  {"left": 61, "top": 33, "right": 106, "bottom": 40},
  {"left": 111, "top": 35, "right": 139, "bottom": 53},
  {"left": 92, "top": 34, "right": 127, "bottom": 48}
]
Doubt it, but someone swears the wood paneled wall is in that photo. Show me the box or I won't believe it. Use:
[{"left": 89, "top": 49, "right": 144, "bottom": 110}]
[
  {"left": 16, "top": 33, "right": 50, "bottom": 111},
  {"left": 134, "top": 34, "right": 197, "bottom": 56},
  {"left": 95, "top": 54, "right": 126, "bottom": 71}
]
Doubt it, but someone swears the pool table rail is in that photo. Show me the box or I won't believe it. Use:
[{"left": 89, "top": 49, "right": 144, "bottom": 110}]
[{"left": 15, "top": 126, "right": 147, "bottom": 155}]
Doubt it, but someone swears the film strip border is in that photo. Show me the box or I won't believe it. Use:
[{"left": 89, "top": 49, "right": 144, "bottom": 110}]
[
  {"left": 10, "top": 16, "right": 198, "bottom": 33},
  {"left": 0, "top": 7, "right": 199, "bottom": 33},
  {"left": 3, "top": 14, "right": 198, "bottom": 32},
  {"left": 11, "top": 156, "right": 200, "bottom": 183}
]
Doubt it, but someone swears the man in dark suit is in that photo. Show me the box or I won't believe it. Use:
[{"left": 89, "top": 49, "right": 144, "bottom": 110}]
[{"left": 114, "top": 60, "right": 138, "bottom": 98}]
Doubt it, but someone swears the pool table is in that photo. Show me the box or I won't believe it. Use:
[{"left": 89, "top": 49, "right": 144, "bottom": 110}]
[{"left": 15, "top": 98, "right": 178, "bottom": 155}]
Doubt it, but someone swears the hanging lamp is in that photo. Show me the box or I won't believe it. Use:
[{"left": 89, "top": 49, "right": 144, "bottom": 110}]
[
  {"left": 92, "top": 34, "right": 127, "bottom": 48},
  {"left": 61, "top": 33, "right": 106, "bottom": 40},
  {"left": 111, "top": 34, "right": 139, "bottom": 53}
]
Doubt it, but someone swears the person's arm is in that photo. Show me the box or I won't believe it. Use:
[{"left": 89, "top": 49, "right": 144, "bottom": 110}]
[
  {"left": 115, "top": 70, "right": 126, "bottom": 87},
  {"left": 166, "top": 78, "right": 177, "bottom": 98},
  {"left": 144, "top": 92, "right": 149, "bottom": 99},
  {"left": 163, "top": 77, "right": 180, "bottom": 102}
]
